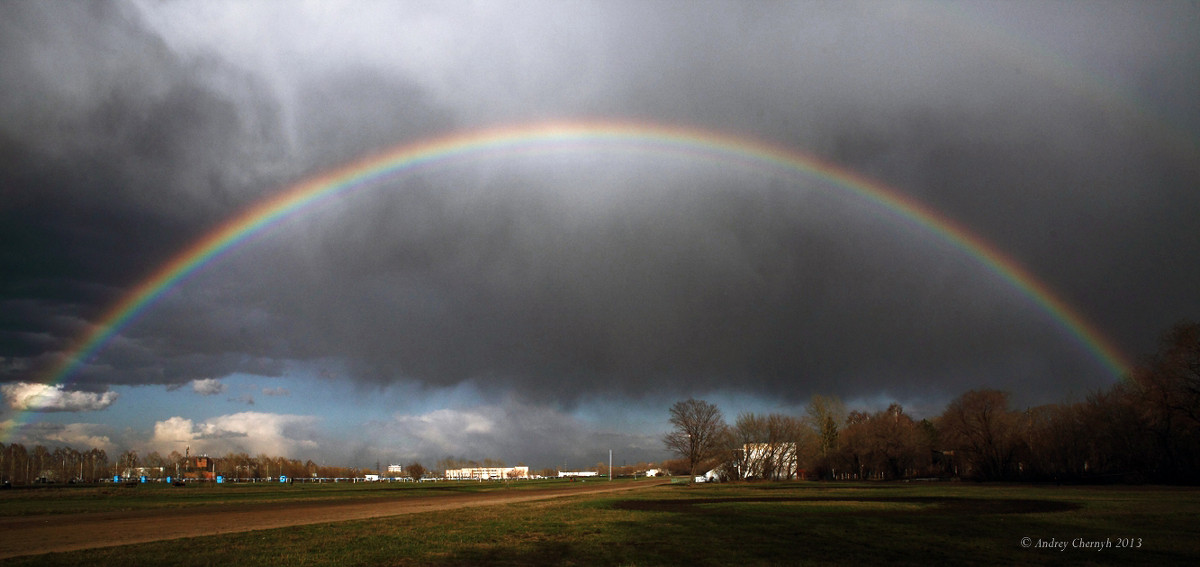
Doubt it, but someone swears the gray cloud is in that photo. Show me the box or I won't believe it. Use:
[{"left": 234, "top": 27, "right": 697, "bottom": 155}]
[
  {"left": 0, "top": 420, "right": 115, "bottom": 451},
  {"left": 3, "top": 0, "right": 1198, "bottom": 421},
  {"left": 364, "top": 399, "right": 661, "bottom": 468},
  {"left": 192, "top": 378, "right": 226, "bottom": 396}
]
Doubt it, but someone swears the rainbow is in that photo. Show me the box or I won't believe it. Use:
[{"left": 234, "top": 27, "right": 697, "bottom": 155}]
[{"left": 34, "top": 120, "right": 1133, "bottom": 392}]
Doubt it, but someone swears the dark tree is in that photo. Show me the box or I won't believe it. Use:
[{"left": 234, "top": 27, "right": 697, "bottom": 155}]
[
  {"left": 838, "top": 403, "right": 929, "bottom": 480},
  {"left": 663, "top": 398, "right": 727, "bottom": 477},
  {"left": 938, "top": 389, "right": 1020, "bottom": 480},
  {"left": 1127, "top": 321, "right": 1200, "bottom": 481},
  {"left": 406, "top": 462, "right": 427, "bottom": 481},
  {"left": 804, "top": 395, "right": 845, "bottom": 478}
]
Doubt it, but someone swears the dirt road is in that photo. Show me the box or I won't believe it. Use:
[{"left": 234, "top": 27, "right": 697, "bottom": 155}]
[{"left": 0, "top": 480, "right": 669, "bottom": 559}]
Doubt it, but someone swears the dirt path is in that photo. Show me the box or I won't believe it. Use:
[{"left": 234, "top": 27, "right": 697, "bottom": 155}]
[{"left": 0, "top": 480, "right": 669, "bottom": 559}]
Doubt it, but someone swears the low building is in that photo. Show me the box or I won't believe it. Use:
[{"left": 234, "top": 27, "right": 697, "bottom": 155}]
[
  {"left": 181, "top": 456, "right": 216, "bottom": 480},
  {"left": 444, "top": 466, "right": 529, "bottom": 480},
  {"left": 557, "top": 471, "right": 598, "bottom": 478},
  {"left": 739, "top": 443, "right": 799, "bottom": 480}
]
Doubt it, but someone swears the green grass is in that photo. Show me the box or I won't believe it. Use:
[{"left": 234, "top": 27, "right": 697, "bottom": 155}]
[{"left": 7, "top": 481, "right": 1199, "bottom": 566}]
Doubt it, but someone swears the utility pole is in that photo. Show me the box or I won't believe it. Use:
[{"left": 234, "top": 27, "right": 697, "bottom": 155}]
[{"left": 609, "top": 450, "right": 612, "bottom": 481}]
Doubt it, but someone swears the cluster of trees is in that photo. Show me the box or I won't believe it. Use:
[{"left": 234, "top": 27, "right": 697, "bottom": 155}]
[
  {"left": 665, "top": 321, "right": 1200, "bottom": 484},
  {"left": 1, "top": 444, "right": 110, "bottom": 484},
  {"left": 0, "top": 447, "right": 377, "bottom": 484},
  {"left": 197, "top": 452, "right": 362, "bottom": 480},
  {"left": 0, "top": 445, "right": 521, "bottom": 485}
]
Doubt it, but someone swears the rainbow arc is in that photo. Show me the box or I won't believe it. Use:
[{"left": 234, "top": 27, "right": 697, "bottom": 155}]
[{"left": 32, "top": 121, "right": 1133, "bottom": 394}]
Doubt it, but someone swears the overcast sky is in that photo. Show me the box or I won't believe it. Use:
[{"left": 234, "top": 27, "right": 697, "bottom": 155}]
[{"left": 2, "top": 0, "right": 1198, "bottom": 470}]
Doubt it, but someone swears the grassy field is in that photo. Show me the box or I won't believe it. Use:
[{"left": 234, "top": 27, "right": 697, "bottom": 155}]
[
  {"left": 6, "top": 480, "right": 1198, "bottom": 566},
  {"left": 0, "top": 478, "right": 568, "bottom": 516}
]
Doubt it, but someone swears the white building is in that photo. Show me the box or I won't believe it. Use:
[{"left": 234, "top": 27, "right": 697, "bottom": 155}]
[
  {"left": 739, "top": 442, "right": 799, "bottom": 480},
  {"left": 387, "top": 464, "right": 404, "bottom": 474},
  {"left": 444, "top": 466, "right": 529, "bottom": 480},
  {"left": 557, "top": 471, "right": 598, "bottom": 478}
]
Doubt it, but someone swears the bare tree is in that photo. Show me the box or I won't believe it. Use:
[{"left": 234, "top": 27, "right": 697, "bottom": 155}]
[
  {"left": 734, "top": 412, "right": 808, "bottom": 480},
  {"left": 734, "top": 412, "right": 767, "bottom": 479},
  {"left": 406, "top": 462, "right": 426, "bottom": 481},
  {"left": 1022, "top": 402, "right": 1090, "bottom": 481},
  {"left": 1136, "top": 322, "right": 1200, "bottom": 427},
  {"left": 663, "top": 398, "right": 727, "bottom": 477},
  {"left": 85, "top": 448, "right": 107, "bottom": 482},
  {"left": 116, "top": 449, "right": 139, "bottom": 479},
  {"left": 437, "top": 456, "right": 462, "bottom": 475},
  {"left": 804, "top": 395, "right": 845, "bottom": 478},
  {"left": 9, "top": 443, "right": 29, "bottom": 484},
  {"left": 838, "top": 403, "right": 928, "bottom": 480},
  {"left": 1139, "top": 322, "right": 1200, "bottom": 473},
  {"left": 938, "top": 389, "right": 1020, "bottom": 480},
  {"left": 256, "top": 453, "right": 274, "bottom": 479},
  {"left": 839, "top": 410, "right": 872, "bottom": 479},
  {"left": 143, "top": 451, "right": 166, "bottom": 479}
]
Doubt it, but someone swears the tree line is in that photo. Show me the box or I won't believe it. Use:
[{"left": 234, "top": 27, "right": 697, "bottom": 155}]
[
  {"left": 0, "top": 446, "right": 377, "bottom": 485},
  {"left": 665, "top": 321, "right": 1200, "bottom": 484},
  {"left": 0, "top": 444, "right": 538, "bottom": 485},
  {"left": 0, "top": 444, "right": 532, "bottom": 485},
  {"left": 1, "top": 444, "right": 109, "bottom": 485}
]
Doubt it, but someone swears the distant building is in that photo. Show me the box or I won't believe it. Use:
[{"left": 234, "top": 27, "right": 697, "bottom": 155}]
[
  {"left": 181, "top": 455, "right": 216, "bottom": 480},
  {"left": 557, "top": 471, "right": 598, "bottom": 478},
  {"left": 122, "top": 466, "right": 165, "bottom": 480},
  {"left": 738, "top": 443, "right": 799, "bottom": 480},
  {"left": 387, "top": 464, "right": 404, "bottom": 474},
  {"left": 444, "top": 466, "right": 529, "bottom": 480}
]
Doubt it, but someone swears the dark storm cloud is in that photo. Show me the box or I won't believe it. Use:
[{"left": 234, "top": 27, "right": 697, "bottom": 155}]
[
  {"left": 2, "top": 1, "right": 1198, "bottom": 412},
  {"left": 0, "top": 1, "right": 288, "bottom": 382},
  {"left": 192, "top": 155, "right": 1112, "bottom": 406},
  {"left": 0, "top": 0, "right": 451, "bottom": 387}
]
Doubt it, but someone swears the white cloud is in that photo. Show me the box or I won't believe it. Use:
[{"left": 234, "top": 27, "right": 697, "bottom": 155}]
[
  {"left": 1, "top": 382, "right": 118, "bottom": 412},
  {"left": 262, "top": 387, "right": 290, "bottom": 396},
  {"left": 149, "top": 412, "right": 319, "bottom": 458},
  {"left": 152, "top": 416, "right": 203, "bottom": 446},
  {"left": 192, "top": 378, "right": 226, "bottom": 396}
]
